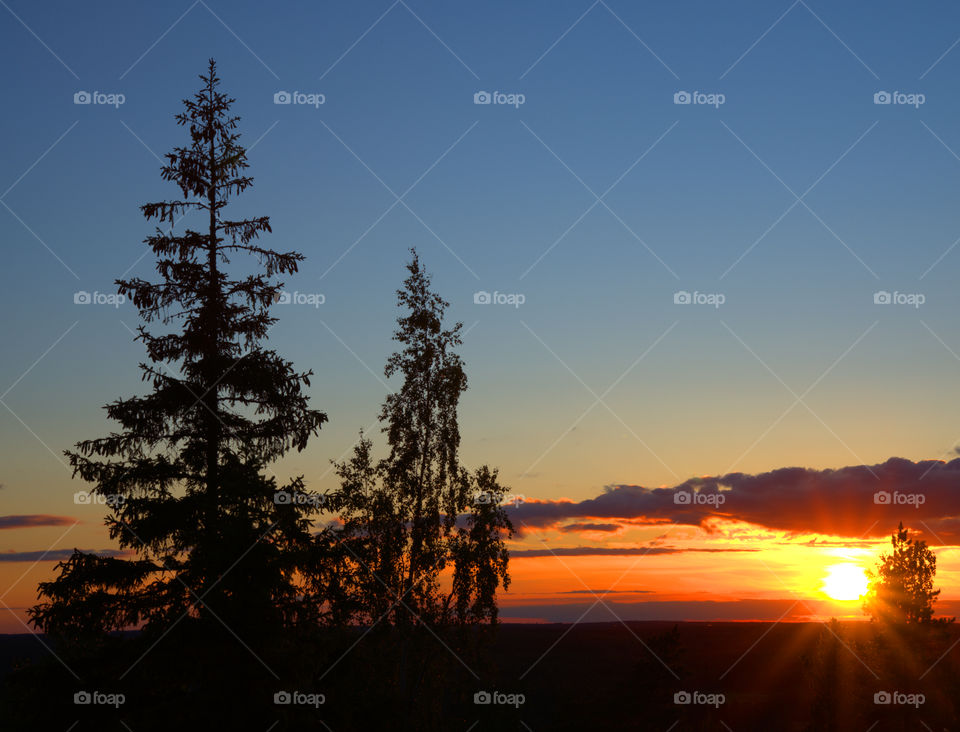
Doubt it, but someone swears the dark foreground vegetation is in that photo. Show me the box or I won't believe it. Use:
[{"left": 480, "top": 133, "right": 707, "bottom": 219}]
[{"left": 3, "top": 620, "right": 960, "bottom": 730}]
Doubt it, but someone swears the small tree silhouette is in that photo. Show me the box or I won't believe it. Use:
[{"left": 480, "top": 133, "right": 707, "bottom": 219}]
[{"left": 863, "top": 522, "right": 941, "bottom": 624}]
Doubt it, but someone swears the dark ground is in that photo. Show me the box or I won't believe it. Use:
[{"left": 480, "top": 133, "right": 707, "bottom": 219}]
[{"left": 3, "top": 621, "right": 959, "bottom": 730}]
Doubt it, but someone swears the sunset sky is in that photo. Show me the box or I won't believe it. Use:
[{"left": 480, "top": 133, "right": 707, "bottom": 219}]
[{"left": 3, "top": 0, "right": 960, "bottom": 632}]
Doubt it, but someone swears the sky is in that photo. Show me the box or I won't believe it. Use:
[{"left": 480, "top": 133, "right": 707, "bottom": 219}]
[{"left": 3, "top": 0, "right": 960, "bottom": 630}]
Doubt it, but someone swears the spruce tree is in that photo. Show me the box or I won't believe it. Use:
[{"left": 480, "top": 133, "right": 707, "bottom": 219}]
[{"left": 31, "top": 59, "right": 326, "bottom": 665}]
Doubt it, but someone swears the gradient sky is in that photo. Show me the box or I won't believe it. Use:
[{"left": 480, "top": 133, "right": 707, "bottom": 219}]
[{"left": 3, "top": 0, "right": 960, "bottom": 631}]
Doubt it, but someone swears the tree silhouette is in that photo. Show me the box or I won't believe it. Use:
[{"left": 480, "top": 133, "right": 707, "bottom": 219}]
[
  {"left": 324, "top": 250, "right": 512, "bottom": 628},
  {"left": 30, "top": 58, "right": 326, "bottom": 676},
  {"left": 863, "top": 522, "right": 941, "bottom": 625},
  {"left": 448, "top": 464, "right": 512, "bottom": 625},
  {"left": 9, "top": 61, "right": 517, "bottom": 732},
  {"left": 320, "top": 251, "right": 512, "bottom": 728}
]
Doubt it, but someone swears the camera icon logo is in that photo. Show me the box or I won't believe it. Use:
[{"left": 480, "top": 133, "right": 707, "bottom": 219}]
[
  {"left": 274, "top": 691, "right": 292, "bottom": 705},
  {"left": 274, "top": 291, "right": 292, "bottom": 305},
  {"left": 873, "top": 491, "right": 891, "bottom": 505},
  {"left": 274, "top": 491, "right": 292, "bottom": 505},
  {"left": 673, "top": 291, "right": 691, "bottom": 305},
  {"left": 674, "top": 91, "right": 691, "bottom": 105},
  {"left": 274, "top": 91, "right": 291, "bottom": 105},
  {"left": 874, "top": 691, "right": 891, "bottom": 704},
  {"left": 874, "top": 91, "right": 891, "bottom": 105},
  {"left": 74, "top": 91, "right": 91, "bottom": 105},
  {"left": 674, "top": 691, "right": 691, "bottom": 704},
  {"left": 74, "top": 491, "right": 93, "bottom": 504},
  {"left": 873, "top": 290, "right": 891, "bottom": 304},
  {"left": 474, "top": 91, "right": 492, "bottom": 105},
  {"left": 473, "top": 290, "right": 492, "bottom": 305},
  {"left": 74, "top": 691, "right": 91, "bottom": 704},
  {"left": 474, "top": 691, "right": 492, "bottom": 704},
  {"left": 74, "top": 291, "right": 92, "bottom": 305},
  {"left": 674, "top": 491, "right": 691, "bottom": 505}
]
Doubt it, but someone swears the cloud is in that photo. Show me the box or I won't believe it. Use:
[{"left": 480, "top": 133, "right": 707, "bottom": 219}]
[
  {"left": 509, "top": 546, "right": 759, "bottom": 558},
  {"left": 558, "top": 522, "right": 621, "bottom": 533},
  {"left": 0, "top": 515, "right": 77, "bottom": 530},
  {"left": 556, "top": 588, "right": 653, "bottom": 594},
  {"left": 0, "top": 549, "right": 125, "bottom": 562},
  {"left": 500, "top": 598, "right": 960, "bottom": 623},
  {"left": 509, "top": 457, "right": 960, "bottom": 544},
  {"left": 499, "top": 599, "right": 814, "bottom": 623}
]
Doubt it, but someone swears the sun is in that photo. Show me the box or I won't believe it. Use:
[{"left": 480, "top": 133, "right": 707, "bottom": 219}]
[{"left": 821, "top": 563, "right": 869, "bottom": 601}]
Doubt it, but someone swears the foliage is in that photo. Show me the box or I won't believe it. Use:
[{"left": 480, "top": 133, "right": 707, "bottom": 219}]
[
  {"left": 863, "top": 522, "right": 943, "bottom": 625},
  {"left": 30, "top": 59, "right": 326, "bottom": 648},
  {"left": 324, "top": 250, "right": 512, "bottom": 629}
]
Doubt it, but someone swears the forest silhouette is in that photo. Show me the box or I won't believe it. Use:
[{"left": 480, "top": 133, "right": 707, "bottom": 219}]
[{"left": 3, "top": 60, "right": 512, "bottom": 731}]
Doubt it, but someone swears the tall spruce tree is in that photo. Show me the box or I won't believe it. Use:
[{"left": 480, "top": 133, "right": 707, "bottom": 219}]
[{"left": 31, "top": 60, "right": 326, "bottom": 651}]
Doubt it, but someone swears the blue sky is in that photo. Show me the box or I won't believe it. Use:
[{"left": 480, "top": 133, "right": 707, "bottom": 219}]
[{"left": 3, "top": 0, "right": 960, "bottom": 561}]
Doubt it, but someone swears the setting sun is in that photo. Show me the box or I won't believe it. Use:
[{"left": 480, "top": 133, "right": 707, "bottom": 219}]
[{"left": 821, "top": 563, "right": 870, "bottom": 601}]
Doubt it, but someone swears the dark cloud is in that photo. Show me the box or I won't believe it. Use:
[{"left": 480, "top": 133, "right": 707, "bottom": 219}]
[
  {"left": 0, "top": 515, "right": 77, "bottom": 530},
  {"left": 509, "top": 457, "right": 960, "bottom": 544},
  {"left": 558, "top": 522, "right": 621, "bottom": 533},
  {"left": 557, "top": 589, "right": 652, "bottom": 594},
  {"left": 499, "top": 598, "right": 960, "bottom": 624},
  {"left": 509, "top": 546, "right": 759, "bottom": 558},
  {"left": 500, "top": 592, "right": 960, "bottom": 625},
  {"left": 0, "top": 549, "right": 124, "bottom": 562},
  {"left": 500, "top": 599, "right": 813, "bottom": 623}
]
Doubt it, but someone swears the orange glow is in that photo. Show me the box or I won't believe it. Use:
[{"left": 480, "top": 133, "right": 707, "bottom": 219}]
[{"left": 820, "top": 563, "right": 869, "bottom": 601}]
